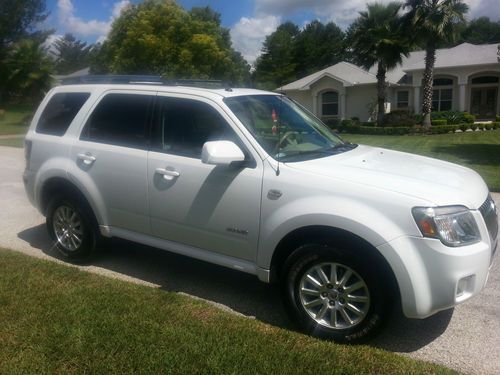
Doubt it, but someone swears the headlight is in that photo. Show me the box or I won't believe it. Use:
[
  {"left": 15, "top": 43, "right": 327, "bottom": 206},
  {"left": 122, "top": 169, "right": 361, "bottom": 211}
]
[{"left": 412, "top": 206, "right": 481, "bottom": 247}]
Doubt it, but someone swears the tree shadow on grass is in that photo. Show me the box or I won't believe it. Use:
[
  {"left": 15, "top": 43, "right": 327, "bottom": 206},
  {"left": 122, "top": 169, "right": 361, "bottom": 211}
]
[
  {"left": 432, "top": 144, "right": 500, "bottom": 166},
  {"left": 18, "top": 224, "right": 452, "bottom": 352}
]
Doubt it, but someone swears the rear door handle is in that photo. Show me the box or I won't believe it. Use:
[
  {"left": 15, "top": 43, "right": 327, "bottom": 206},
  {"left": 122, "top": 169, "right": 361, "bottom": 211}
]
[
  {"left": 155, "top": 167, "right": 180, "bottom": 180},
  {"left": 77, "top": 152, "right": 96, "bottom": 166}
]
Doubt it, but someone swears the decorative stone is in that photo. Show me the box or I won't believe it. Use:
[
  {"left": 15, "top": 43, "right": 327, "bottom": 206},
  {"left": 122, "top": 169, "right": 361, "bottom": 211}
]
[{"left": 455, "top": 129, "right": 463, "bottom": 133}]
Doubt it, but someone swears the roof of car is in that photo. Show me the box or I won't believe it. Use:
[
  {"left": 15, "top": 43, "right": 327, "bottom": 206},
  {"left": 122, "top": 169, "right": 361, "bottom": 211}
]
[{"left": 56, "top": 75, "right": 277, "bottom": 99}]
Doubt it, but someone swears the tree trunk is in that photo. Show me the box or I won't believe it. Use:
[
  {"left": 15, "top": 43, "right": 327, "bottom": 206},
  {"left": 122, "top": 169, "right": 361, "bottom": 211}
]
[
  {"left": 422, "top": 46, "right": 436, "bottom": 128},
  {"left": 376, "top": 64, "right": 387, "bottom": 127}
]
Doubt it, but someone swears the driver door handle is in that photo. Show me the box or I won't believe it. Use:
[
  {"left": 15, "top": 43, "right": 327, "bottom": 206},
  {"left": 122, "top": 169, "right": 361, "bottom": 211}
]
[{"left": 155, "top": 167, "right": 180, "bottom": 180}]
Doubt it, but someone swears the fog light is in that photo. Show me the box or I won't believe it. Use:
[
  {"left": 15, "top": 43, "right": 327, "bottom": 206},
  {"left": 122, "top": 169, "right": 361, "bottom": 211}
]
[{"left": 456, "top": 275, "right": 475, "bottom": 300}]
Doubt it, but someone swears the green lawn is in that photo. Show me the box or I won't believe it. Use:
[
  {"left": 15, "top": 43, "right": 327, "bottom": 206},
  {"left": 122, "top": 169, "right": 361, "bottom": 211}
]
[
  {"left": 0, "top": 248, "right": 455, "bottom": 374},
  {"left": 343, "top": 131, "right": 500, "bottom": 191},
  {"left": 0, "top": 137, "right": 24, "bottom": 148},
  {"left": 0, "top": 104, "right": 33, "bottom": 135}
]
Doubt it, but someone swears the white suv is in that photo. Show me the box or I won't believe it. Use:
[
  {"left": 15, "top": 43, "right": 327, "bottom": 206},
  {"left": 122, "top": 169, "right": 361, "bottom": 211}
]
[{"left": 23, "top": 76, "right": 498, "bottom": 343}]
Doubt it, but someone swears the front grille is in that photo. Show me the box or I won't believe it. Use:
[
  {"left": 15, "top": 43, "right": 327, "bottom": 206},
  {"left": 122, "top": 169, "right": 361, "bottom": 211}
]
[{"left": 478, "top": 195, "right": 498, "bottom": 257}]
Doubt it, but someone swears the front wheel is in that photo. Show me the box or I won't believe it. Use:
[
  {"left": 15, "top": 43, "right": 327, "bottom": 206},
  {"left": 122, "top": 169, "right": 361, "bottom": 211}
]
[{"left": 282, "top": 244, "right": 391, "bottom": 343}]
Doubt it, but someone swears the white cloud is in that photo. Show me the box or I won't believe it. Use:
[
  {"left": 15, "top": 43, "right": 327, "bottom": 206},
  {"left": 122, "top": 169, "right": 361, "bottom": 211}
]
[
  {"left": 230, "top": 15, "right": 281, "bottom": 64},
  {"left": 44, "top": 34, "right": 63, "bottom": 56},
  {"left": 57, "top": 0, "right": 130, "bottom": 40},
  {"left": 255, "top": 0, "right": 499, "bottom": 28}
]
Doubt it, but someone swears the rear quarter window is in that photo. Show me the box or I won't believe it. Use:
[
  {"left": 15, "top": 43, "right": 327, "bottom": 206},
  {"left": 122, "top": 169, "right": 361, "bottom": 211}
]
[{"left": 36, "top": 92, "right": 90, "bottom": 136}]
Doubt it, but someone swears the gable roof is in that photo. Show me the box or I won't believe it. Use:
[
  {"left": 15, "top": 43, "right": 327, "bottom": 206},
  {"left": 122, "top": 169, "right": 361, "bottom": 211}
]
[
  {"left": 282, "top": 43, "right": 500, "bottom": 90},
  {"left": 279, "top": 61, "right": 379, "bottom": 91}
]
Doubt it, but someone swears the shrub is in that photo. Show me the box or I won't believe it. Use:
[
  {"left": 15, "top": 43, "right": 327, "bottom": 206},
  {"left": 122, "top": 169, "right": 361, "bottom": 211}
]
[
  {"left": 430, "top": 125, "right": 460, "bottom": 134},
  {"left": 383, "top": 109, "right": 416, "bottom": 127},
  {"left": 413, "top": 113, "right": 424, "bottom": 125},
  {"left": 323, "top": 118, "right": 340, "bottom": 130},
  {"left": 361, "top": 121, "right": 376, "bottom": 127},
  {"left": 341, "top": 119, "right": 354, "bottom": 127},
  {"left": 484, "top": 123, "right": 493, "bottom": 130},
  {"left": 431, "top": 119, "right": 447, "bottom": 126},
  {"left": 0, "top": 109, "right": 5, "bottom": 120},
  {"left": 496, "top": 115, "right": 500, "bottom": 122},
  {"left": 431, "top": 111, "right": 472, "bottom": 125},
  {"left": 492, "top": 122, "right": 500, "bottom": 129},
  {"left": 463, "top": 114, "right": 475, "bottom": 123},
  {"left": 458, "top": 123, "right": 472, "bottom": 131},
  {"left": 350, "top": 117, "right": 360, "bottom": 124}
]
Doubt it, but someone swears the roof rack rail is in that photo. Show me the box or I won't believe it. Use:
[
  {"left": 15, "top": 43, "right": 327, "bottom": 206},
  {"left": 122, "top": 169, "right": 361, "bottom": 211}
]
[{"left": 60, "top": 75, "right": 229, "bottom": 89}]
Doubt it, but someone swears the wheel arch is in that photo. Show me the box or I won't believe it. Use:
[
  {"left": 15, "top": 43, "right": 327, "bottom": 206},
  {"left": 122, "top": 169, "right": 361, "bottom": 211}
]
[
  {"left": 270, "top": 225, "right": 400, "bottom": 300},
  {"left": 39, "top": 177, "right": 101, "bottom": 229}
]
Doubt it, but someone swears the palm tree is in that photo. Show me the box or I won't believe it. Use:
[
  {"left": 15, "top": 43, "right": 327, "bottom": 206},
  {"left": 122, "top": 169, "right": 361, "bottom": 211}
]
[
  {"left": 5, "top": 38, "right": 53, "bottom": 103},
  {"left": 349, "top": 2, "right": 412, "bottom": 126},
  {"left": 404, "top": 0, "right": 468, "bottom": 128}
]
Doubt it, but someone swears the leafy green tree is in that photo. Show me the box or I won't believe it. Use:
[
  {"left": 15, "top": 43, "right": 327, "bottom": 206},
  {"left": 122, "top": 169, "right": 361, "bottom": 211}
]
[
  {"left": 253, "top": 22, "right": 300, "bottom": 90},
  {"left": 294, "top": 21, "right": 346, "bottom": 78},
  {"left": 0, "top": 0, "right": 49, "bottom": 103},
  {"left": 52, "top": 33, "right": 93, "bottom": 75},
  {"left": 404, "top": 0, "right": 468, "bottom": 127},
  {"left": 91, "top": 0, "right": 249, "bottom": 84},
  {"left": 460, "top": 17, "right": 500, "bottom": 44},
  {"left": 349, "top": 2, "right": 412, "bottom": 126},
  {"left": 5, "top": 39, "right": 53, "bottom": 103}
]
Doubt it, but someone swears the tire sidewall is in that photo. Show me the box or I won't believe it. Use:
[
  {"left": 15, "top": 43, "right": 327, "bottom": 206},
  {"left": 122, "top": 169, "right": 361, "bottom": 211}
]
[
  {"left": 46, "top": 196, "right": 96, "bottom": 261},
  {"left": 283, "top": 244, "right": 388, "bottom": 343}
]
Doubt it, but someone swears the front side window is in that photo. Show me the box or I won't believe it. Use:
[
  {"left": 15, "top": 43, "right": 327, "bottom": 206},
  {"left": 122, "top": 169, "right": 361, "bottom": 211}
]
[
  {"left": 81, "top": 93, "right": 152, "bottom": 148},
  {"left": 151, "top": 97, "right": 239, "bottom": 159},
  {"left": 321, "top": 91, "right": 339, "bottom": 116},
  {"left": 37, "top": 92, "right": 90, "bottom": 136},
  {"left": 224, "top": 95, "right": 350, "bottom": 162},
  {"left": 396, "top": 90, "right": 409, "bottom": 108}
]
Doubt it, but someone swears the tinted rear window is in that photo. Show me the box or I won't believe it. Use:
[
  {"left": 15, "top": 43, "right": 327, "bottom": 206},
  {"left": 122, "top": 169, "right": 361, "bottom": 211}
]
[
  {"left": 80, "top": 93, "right": 152, "bottom": 149},
  {"left": 36, "top": 92, "right": 90, "bottom": 136}
]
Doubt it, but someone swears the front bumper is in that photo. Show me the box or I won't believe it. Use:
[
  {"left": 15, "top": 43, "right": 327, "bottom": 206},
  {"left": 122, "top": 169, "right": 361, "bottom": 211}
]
[{"left": 377, "top": 219, "right": 495, "bottom": 319}]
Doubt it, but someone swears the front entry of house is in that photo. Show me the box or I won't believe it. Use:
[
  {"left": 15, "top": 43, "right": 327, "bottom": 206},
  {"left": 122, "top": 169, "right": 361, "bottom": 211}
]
[{"left": 470, "top": 87, "right": 498, "bottom": 120}]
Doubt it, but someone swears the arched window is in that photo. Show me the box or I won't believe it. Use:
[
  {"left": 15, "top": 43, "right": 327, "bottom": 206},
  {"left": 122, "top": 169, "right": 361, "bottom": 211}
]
[
  {"left": 471, "top": 76, "right": 499, "bottom": 84},
  {"left": 322, "top": 91, "right": 338, "bottom": 116}
]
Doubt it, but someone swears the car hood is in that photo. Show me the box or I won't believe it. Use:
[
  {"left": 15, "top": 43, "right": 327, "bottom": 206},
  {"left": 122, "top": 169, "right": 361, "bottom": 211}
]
[{"left": 285, "top": 144, "right": 489, "bottom": 209}]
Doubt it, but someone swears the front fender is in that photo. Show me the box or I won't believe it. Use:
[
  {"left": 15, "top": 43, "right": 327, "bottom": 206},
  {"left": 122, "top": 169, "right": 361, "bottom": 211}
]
[{"left": 256, "top": 195, "right": 420, "bottom": 269}]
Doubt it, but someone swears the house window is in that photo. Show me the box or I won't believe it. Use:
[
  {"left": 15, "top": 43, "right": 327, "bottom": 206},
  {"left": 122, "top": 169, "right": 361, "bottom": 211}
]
[
  {"left": 432, "top": 89, "right": 453, "bottom": 111},
  {"left": 471, "top": 76, "right": 499, "bottom": 84},
  {"left": 433, "top": 78, "right": 453, "bottom": 86},
  {"left": 322, "top": 91, "right": 338, "bottom": 116},
  {"left": 396, "top": 91, "right": 409, "bottom": 108},
  {"left": 432, "top": 77, "right": 453, "bottom": 111}
]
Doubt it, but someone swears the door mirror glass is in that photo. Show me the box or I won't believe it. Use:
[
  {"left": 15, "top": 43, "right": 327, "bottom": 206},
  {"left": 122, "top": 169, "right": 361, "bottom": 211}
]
[{"left": 201, "top": 141, "right": 245, "bottom": 166}]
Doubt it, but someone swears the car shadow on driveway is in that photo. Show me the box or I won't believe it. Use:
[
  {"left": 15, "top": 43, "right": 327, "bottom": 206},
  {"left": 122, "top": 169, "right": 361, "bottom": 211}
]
[{"left": 18, "top": 224, "right": 452, "bottom": 352}]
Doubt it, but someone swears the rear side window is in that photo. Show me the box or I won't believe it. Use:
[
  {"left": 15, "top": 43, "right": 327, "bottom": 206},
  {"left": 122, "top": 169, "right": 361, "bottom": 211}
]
[
  {"left": 81, "top": 93, "right": 152, "bottom": 149},
  {"left": 36, "top": 92, "right": 90, "bottom": 136}
]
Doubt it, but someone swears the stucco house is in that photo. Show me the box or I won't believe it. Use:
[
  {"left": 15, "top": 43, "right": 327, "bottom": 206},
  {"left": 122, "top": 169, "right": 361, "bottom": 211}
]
[{"left": 279, "top": 43, "right": 500, "bottom": 122}]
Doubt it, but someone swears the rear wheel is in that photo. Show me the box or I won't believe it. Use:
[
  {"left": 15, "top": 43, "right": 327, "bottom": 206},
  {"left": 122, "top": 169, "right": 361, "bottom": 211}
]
[
  {"left": 282, "top": 244, "right": 391, "bottom": 343},
  {"left": 46, "top": 196, "right": 97, "bottom": 261}
]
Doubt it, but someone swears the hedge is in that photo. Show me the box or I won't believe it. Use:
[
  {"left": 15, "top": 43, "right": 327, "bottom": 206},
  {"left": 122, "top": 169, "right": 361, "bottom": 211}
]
[
  {"left": 331, "top": 122, "right": 500, "bottom": 135},
  {"left": 496, "top": 115, "right": 500, "bottom": 122},
  {"left": 431, "top": 119, "right": 447, "bottom": 126}
]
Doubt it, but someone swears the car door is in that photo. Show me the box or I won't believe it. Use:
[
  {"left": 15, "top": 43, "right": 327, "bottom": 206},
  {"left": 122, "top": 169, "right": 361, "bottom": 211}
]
[
  {"left": 70, "top": 90, "right": 154, "bottom": 234},
  {"left": 147, "top": 94, "right": 263, "bottom": 261}
]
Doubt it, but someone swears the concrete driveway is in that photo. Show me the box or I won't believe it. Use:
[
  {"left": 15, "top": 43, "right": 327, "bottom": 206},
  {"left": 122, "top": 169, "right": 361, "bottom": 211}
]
[{"left": 0, "top": 145, "right": 499, "bottom": 374}]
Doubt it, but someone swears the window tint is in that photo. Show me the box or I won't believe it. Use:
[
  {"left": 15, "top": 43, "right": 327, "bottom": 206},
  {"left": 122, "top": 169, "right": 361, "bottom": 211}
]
[
  {"left": 152, "top": 97, "right": 238, "bottom": 158},
  {"left": 81, "top": 93, "right": 152, "bottom": 148},
  {"left": 37, "top": 92, "right": 90, "bottom": 136}
]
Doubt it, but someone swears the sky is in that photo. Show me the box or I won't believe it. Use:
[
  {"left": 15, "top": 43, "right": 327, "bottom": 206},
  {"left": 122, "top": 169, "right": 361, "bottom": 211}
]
[{"left": 45, "top": 0, "right": 500, "bottom": 64}]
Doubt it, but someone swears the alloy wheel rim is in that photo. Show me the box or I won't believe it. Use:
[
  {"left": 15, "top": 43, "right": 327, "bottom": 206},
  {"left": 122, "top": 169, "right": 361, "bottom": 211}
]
[
  {"left": 53, "top": 205, "right": 84, "bottom": 251},
  {"left": 299, "top": 262, "right": 370, "bottom": 329}
]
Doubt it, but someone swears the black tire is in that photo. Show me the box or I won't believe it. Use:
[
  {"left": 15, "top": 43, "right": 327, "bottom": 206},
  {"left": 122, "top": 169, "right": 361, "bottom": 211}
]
[
  {"left": 282, "top": 244, "right": 391, "bottom": 343},
  {"left": 46, "top": 194, "right": 98, "bottom": 262}
]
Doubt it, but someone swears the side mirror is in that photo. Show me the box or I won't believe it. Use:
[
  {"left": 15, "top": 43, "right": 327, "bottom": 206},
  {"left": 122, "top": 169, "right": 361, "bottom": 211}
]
[{"left": 201, "top": 140, "right": 245, "bottom": 166}]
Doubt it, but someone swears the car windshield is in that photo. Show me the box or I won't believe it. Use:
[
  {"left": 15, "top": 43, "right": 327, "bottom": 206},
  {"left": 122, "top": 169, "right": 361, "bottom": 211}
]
[{"left": 224, "top": 95, "right": 355, "bottom": 161}]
